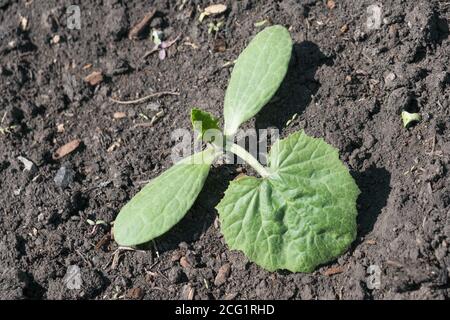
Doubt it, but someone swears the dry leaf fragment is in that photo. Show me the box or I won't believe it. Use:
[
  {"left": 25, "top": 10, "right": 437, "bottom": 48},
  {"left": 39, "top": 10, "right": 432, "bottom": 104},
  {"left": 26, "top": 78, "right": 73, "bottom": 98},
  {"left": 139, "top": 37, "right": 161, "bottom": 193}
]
[
  {"left": 125, "top": 287, "right": 144, "bottom": 300},
  {"left": 84, "top": 71, "right": 104, "bottom": 86},
  {"left": 51, "top": 34, "right": 61, "bottom": 44},
  {"left": 323, "top": 266, "right": 344, "bottom": 276},
  {"left": 53, "top": 139, "right": 81, "bottom": 160},
  {"left": 204, "top": 4, "right": 227, "bottom": 15},
  {"left": 199, "top": 4, "right": 227, "bottom": 22},
  {"left": 214, "top": 263, "right": 231, "bottom": 286},
  {"left": 340, "top": 24, "right": 349, "bottom": 33},
  {"left": 113, "top": 112, "right": 127, "bottom": 119},
  {"left": 20, "top": 16, "right": 29, "bottom": 31}
]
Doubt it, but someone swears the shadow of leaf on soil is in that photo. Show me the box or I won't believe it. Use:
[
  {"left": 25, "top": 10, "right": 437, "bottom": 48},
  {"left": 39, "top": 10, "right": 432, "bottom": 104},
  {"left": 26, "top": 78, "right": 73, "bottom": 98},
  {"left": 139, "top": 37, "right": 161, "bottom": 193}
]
[
  {"left": 255, "top": 41, "right": 331, "bottom": 131},
  {"left": 352, "top": 167, "right": 391, "bottom": 239},
  {"left": 147, "top": 165, "right": 237, "bottom": 254}
]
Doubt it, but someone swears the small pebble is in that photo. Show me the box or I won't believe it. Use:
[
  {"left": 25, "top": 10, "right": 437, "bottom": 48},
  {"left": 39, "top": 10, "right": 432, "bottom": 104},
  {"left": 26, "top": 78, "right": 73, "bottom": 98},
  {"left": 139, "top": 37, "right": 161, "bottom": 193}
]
[
  {"left": 180, "top": 284, "right": 195, "bottom": 300},
  {"left": 54, "top": 166, "right": 74, "bottom": 188}
]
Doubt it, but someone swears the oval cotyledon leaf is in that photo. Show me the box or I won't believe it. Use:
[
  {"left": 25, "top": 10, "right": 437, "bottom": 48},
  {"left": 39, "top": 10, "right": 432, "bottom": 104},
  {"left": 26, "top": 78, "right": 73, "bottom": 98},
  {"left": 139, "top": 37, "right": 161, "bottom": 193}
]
[
  {"left": 216, "top": 131, "right": 360, "bottom": 272},
  {"left": 223, "top": 25, "right": 292, "bottom": 136},
  {"left": 114, "top": 148, "right": 217, "bottom": 246}
]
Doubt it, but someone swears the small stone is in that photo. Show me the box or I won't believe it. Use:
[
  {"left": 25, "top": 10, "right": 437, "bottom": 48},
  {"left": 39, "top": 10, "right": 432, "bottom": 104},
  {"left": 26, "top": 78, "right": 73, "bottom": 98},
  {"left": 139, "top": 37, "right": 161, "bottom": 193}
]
[
  {"left": 384, "top": 72, "right": 396, "bottom": 87},
  {"left": 180, "top": 256, "right": 191, "bottom": 269},
  {"left": 54, "top": 166, "right": 74, "bottom": 188},
  {"left": 17, "top": 156, "right": 37, "bottom": 174},
  {"left": 125, "top": 287, "right": 144, "bottom": 300},
  {"left": 19, "top": 16, "right": 28, "bottom": 31},
  {"left": 214, "top": 263, "right": 231, "bottom": 286},
  {"left": 113, "top": 112, "right": 126, "bottom": 119}
]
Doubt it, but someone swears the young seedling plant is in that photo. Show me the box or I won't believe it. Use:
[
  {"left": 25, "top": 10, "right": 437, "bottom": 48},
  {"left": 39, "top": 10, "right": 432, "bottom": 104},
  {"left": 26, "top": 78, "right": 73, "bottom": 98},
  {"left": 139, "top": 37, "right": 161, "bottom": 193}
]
[{"left": 114, "top": 26, "right": 360, "bottom": 272}]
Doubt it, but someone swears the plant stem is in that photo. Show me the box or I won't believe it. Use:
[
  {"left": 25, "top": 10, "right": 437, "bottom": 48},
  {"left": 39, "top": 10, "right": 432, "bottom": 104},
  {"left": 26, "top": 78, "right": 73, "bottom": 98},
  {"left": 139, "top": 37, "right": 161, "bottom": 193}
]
[{"left": 228, "top": 143, "right": 271, "bottom": 178}]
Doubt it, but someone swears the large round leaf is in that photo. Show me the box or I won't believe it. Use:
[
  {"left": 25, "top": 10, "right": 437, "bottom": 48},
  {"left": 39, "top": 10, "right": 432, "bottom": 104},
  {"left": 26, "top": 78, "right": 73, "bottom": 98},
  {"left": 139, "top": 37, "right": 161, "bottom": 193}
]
[{"left": 216, "top": 131, "right": 360, "bottom": 272}]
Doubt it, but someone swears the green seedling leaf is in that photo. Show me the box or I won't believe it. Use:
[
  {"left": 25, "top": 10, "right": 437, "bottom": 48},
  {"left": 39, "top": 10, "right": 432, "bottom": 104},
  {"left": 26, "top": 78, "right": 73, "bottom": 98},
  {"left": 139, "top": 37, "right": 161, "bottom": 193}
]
[
  {"left": 191, "top": 108, "right": 220, "bottom": 142},
  {"left": 114, "top": 148, "right": 217, "bottom": 246},
  {"left": 223, "top": 25, "right": 292, "bottom": 136},
  {"left": 216, "top": 131, "right": 360, "bottom": 272},
  {"left": 401, "top": 111, "right": 421, "bottom": 128}
]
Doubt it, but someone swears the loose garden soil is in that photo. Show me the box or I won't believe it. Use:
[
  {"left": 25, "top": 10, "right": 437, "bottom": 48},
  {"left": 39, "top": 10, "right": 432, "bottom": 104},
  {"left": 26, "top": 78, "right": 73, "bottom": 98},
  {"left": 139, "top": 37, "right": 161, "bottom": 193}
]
[{"left": 0, "top": 0, "right": 449, "bottom": 299}]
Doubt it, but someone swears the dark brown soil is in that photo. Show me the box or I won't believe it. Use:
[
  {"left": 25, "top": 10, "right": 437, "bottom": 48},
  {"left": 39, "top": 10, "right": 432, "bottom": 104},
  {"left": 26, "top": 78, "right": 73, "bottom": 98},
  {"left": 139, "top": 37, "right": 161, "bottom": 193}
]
[{"left": 1, "top": 0, "right": 449, "bottom": 300}]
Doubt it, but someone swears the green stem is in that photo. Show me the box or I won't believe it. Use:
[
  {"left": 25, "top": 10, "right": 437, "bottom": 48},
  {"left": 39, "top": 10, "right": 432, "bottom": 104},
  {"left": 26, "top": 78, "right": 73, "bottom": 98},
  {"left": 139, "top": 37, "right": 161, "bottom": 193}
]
[{"left": 228, "top": 143, "right": 271, "bottom": 178}]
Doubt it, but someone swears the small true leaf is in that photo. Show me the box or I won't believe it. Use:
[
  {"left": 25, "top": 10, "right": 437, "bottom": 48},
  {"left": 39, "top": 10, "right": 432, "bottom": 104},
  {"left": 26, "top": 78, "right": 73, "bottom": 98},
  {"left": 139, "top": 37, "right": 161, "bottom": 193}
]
[
  {"left": 401, "top": 111, "right": 421, "bottom": 128},
  {"left": 223, "top": 25, "right": 292, "bottom": 136},
  {"left": 191, "top": 108, "right": 220, "bottom": 142},
  {"left": 114, "top": 148, "right": 216, "bottom": 246},
  {"left": 216, "top": 131, "right": 360, "bottom": 272}
]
